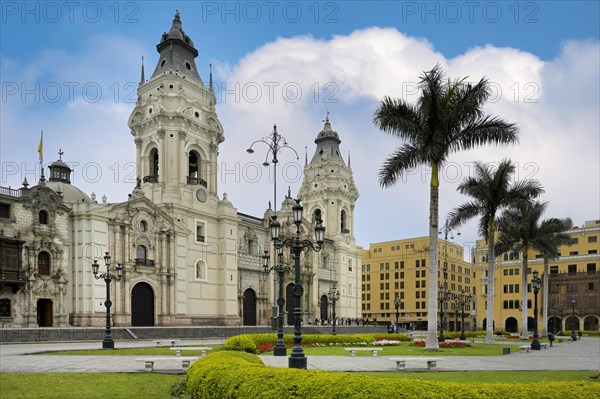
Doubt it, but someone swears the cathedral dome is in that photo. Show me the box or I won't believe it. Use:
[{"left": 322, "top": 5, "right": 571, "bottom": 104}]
[
  {"left": 45, "top": 150, "right": 92, "bottom": 204},
  {"left": 46, "top": 181, "right": 92, "bottom": 204}
]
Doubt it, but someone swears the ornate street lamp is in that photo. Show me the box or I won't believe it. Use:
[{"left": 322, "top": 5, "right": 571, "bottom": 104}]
[
  {"left": 92, "top": 252, "right": 123, "bottom": 349},
  {"left": 569, "top": 291, "right": 577, "bottom": 341},
  {"left": 327, "top": 284, "right": 340, "bottom": 335},
  {"left": 531, "top": 270, "right": 542, "bottom": 350},
  {"left": 438, "top": 219, "right": 460, "bottom": 343},
  {"left": 454, "top": 298, "right": 459, "bottom": 333},
  {"left": 438, "top": 283, "right": 446, "bottom": 342},
  {"left": 262, "top": 246, "right": 290, "bottom": 356},
  {"left": 248, "top": 124, "right": 299, "bottom": 346},
  {"left": 270, "top": 199, "right": 325, "bottom": 369},
  {"left": 394, "top": 295, "right": 402, "bottom": 329}
]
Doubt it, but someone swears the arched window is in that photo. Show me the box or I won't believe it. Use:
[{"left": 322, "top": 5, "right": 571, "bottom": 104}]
[
  {"left": 503, "top": 253, "right": 509, "bottom": 261},
  {"left": 340, "top": 210, "right": 347, "bottom": 232},
  {"left": 313, "top": 208, "right": 322, "bottom": 223},
  {"left": 136, "top": 245, "right": 147, "bottom": 260},
  {"left": 189, "top": 151, "right": 200, "bottom": 178},
  {"left": 38, "top": 252, "right": 50, "bottom": 275},
  {"left": 150, "top": 148, "right": 159, "bottom": 177},
  {"left": 39, "top": 210, "right": 48, "bottom": 225}
]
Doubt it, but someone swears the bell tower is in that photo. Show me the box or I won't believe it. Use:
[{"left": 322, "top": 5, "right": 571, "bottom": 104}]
[
  {"left": 298, "top": 114, "right": 361, "bottom": 318},
  {"left": 298, "top": 114, "right": 359, "bottom": 238},
  {"left": 128, "top": 10, "right": 223, "bottom": 205}
]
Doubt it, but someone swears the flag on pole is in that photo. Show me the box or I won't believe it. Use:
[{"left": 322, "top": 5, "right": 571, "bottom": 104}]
[
  {"left": 37, "top": 130, "right": 43, "bottom": 161},
  {"left": 37, "top": 130, "right": 44, "bottom": 180}
]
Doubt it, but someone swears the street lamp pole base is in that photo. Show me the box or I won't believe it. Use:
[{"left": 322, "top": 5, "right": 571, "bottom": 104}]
[
  {"left": 102, "top": 338, "right": 115, "bottom": 349},
  {"left": 288, "top": 356, "right": 307, "bottom": 369},
  {"left": 531, "top": 334, "right": 541, "bottom": 350},
  {"left": 274, "top": 345, "right": 287, "bottom": 356},
  {"left": 460, "top": 331, "right": 466, "bottom": 340}
]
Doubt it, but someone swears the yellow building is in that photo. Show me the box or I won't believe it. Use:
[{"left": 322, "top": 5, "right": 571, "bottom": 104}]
[
  {"left": 360, "top": 236, "right": 476, "bottom": 331},
  {"left": 472, "top": 219, "right": 600, "bottom": 333}
]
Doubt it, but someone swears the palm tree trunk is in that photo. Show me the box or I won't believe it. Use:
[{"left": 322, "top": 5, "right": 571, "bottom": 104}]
[
  {"left": 485, "top": 224, "right": 496, "bottom": 344},
  {"left": 520, "top": 246, "right": 529, "bottom": 339},
  {"left": 542, "top": 261, "right": 549, "bottom": 336},
  {"left": 425, "top": 166, "right": 440, "bottom": 351}
]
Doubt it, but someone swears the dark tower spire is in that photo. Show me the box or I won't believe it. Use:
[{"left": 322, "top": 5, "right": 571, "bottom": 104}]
[
  {"left": 151, "top": 11, "right": 202, "bottom": 84},
  {"left": 140, "top": 56, "right": 145, "bottom": 85}
]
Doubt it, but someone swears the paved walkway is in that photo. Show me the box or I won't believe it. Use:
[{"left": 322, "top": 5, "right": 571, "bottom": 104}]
[{"left": 0, "top": 338, "right": 598, "bottom": 373}]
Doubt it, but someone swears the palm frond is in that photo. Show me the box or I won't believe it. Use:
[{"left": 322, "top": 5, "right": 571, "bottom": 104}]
[{"left": 379, "top": 145, "right": 423, "bottom": 188}]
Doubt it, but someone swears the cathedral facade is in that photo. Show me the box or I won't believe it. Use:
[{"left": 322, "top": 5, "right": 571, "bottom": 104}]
[{"left": 0, "top": 12, "right": 361, "bottom": 328}]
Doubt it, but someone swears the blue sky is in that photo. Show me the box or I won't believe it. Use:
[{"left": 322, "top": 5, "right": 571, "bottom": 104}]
[{"left": 1, "top": 1, "right": 599, "bottom": 253}]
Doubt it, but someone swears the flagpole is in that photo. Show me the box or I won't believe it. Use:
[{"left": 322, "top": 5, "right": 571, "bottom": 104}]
[{"left": 38, "top": 130, "right": 45, "bottom": 181}]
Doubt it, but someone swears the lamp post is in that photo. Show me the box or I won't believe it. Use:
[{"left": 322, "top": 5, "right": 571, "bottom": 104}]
[
  {"left": 328, "top": 284, "right": 340, "bottom": 335},
  {"left": 438, "top": 219, "right": 460, "bottom": 342},
  {"left": 394, "top": 295, "right": 401, "bottom": 330},
  {"left": 454, "top": 298, "right": 459, "bottom": 332},
  {"left": 438, "top": 284, "right": 444, "bottom": 341},
  {"left": 457, "top": 291, "right": 468, "bottom": 340},
  {"left": 270, "top": 199, "right": 325, "bottom": 369},
  {"left": 247, "top": 124, "right": 299, "bottom": 346},
  {"left": 92, "top": 252, "right": 123, "bottom": 349},
  {"left": 569, "top": 291, "right": 577, "bottom": 341},
  {"left": 531, "top": 270, "right": 542, "bottom": 350},
  {"left": 262, "top": 247, "right": 290, "bottom": 356}
]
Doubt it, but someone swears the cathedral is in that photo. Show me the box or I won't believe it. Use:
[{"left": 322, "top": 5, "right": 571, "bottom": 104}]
[{"left": 0, "top": 12, "right": 362, "bottom": 327}]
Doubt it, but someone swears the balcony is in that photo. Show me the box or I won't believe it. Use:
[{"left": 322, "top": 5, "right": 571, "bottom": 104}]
[
  {"left": 143, "top": 175, "right": 159, "bottom": 183},
  {"left": 135, "top": 258, "right": 156, "bottom": 267},
  {"left": 0, "top": 237, "right": 26, "bottom": 293},
  {"left": 187, "top": 176, "right": 207, "bottom": 187}
]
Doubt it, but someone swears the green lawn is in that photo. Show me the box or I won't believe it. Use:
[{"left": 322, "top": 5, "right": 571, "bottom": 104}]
[
  {"left": 0, "top": 373, "right": 184, "bottom": 399},
  {"left": 361, "top": 370, "right": 598, "bottom": 383},
  {"left": 1, "top": 370, "right": 596, "bottom": 399},
  {"left": 40, "top": 347, "right": 216, "bottom": 356}
]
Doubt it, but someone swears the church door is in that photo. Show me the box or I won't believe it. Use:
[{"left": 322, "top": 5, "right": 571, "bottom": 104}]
[
  {"left": 131, "top": 282, "right": 154, "bottom": 326},
  {"left": 243, "top": 289, "right": 257, "bottom": 326},
  {"left": 320, "top": 295, "right": 328, "bottom": 322},
  {"left": 286, "top": 283, "right": 295, "bottom": 325},
  {"left": 36, "top": 299, "right": 53, "bottom": 327}
]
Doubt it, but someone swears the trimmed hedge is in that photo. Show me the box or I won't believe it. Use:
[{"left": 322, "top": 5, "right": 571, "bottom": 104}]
[{"left": 186, "top": 351, "right": 598, "bottom": 399}]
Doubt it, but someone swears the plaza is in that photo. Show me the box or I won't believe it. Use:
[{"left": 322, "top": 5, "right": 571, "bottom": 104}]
[{"left": 1, "top": 334, "right": 598, "bottom": 373}]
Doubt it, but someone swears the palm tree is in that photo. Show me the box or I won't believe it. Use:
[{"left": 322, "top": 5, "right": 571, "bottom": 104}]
[
  {"left": 447, "top": 160, "right": 543, "bottom": 344},
  {"left": 536, "top": 220, "right": 573, "bottom": 336},
  {"left": 373, "top": 65, "right": 520, "bottom": 350},
  {"left": 496, "top": 201, "right": 572, "bottom": 339}
]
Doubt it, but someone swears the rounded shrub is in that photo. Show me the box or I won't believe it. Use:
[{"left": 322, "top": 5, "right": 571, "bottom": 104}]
[{"left": 222, "top": 335, "right": 257, "bottom": 354}]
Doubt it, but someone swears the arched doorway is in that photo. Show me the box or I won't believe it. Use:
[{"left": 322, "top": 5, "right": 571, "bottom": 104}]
[
  {"left": 505, "top": 317, "right": 518, "bottom": 333},
  {"left": 583, "top": 316, "right": 599, "bottom": 331},
  {"left": 320, "top": 295, "right": 328, "bottom": 322},
  {"left": 565, "top": 316, "right": 579, "bottom": 332},
  {"left": 527, "top": 316, "right": 535, "bottom": 332},
  {"left": 548, "top": 316, "right": 561, "bottom": 333},
  {"left": 286, "top": 283, "right": 294, "bottom": 325},
  {"left": 243, "top": 289, "right": 257, "bottom": 326},
  {"left": 131, "top": 282, "right": 154, "bottom": 326},
  {"left": 36, "top": 299, "right": 53, "bottom": 327}
]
